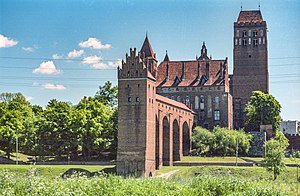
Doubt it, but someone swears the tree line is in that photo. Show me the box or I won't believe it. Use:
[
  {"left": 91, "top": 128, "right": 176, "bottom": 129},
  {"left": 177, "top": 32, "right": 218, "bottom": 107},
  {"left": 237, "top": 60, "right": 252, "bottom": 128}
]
[{"left": 0, "top": 82, "right": 117, "bottom": 161}]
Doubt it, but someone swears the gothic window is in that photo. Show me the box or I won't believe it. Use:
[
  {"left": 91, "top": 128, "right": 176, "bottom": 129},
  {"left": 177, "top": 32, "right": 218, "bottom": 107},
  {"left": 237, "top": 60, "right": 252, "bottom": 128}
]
[
  {"left": 177, "top": 96, "right": 181, "bottom": 102},
  {"left": 136, "top": 97, "right": 140, "bottom": 102},
  {"left": 252, "top": 31, "right": 258, "bottom": 37},
  {"left": 242, "top": 39, "right": 247, "bottom": 47},
  {"left": 242, "top": 31, "right": 247, "bottom": 37},
  {"left": 235, "top": 39, "right": 238, "bottom": 45},
  {"left": 214, "top": 96, "right": 219, "bottom": 110},
  {"left": 260, "top": 29, "right": 264, "bottom": 36},
  {"left": 253, "top": 39, "right": 258, "bottom": 47},
  {"left": 214, "top": 110, "right": 220, "bottom": 121},
  {"left": 239, "top": 38, "right": 241, "bottom": 45},
  {"left": 200, "top": 95, "right": 205, "bottom": 110},
  {"left": 236, "top": 30, "right": 239, "bottom": 37},
  {"left": 127, "top": 71, "right": 130, "bottom": 76},
  {"left": 195, "top": 96, "right": 199, "bottom": 109},
  {"left": 185, "top": 96, "right": 190, "bottom": 105},
  {"left": 259, "top": 38, "right": 262, "bottom": 44},
  {"left": 207, "top": 95, "right": 212, "bottom": 118},
  {"left": 263, "top": 37, "right": 265, "bottom": 44},
  {"left": 248, "top": 38, "right": 251, "bottom": 45},
  {"left": 128, "top": 97, "right": 132, "bottom": 102},
  {"left": 248, "top": 30, "right": 251, "bottom": 36}
]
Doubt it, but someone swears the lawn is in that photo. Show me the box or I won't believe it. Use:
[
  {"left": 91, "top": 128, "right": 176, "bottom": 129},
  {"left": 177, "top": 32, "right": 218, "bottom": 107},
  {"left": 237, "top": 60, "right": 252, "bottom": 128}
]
[
  {"left": 0, "top": 164, "right": 115, "bottom": 179},
  {"left": 180, "top": 156, "right": 247, "bottom": 163}
]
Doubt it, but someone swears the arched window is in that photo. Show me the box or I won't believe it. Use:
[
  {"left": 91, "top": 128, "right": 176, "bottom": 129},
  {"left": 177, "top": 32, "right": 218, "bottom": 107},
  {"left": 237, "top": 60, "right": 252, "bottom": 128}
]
[
  {"left": 207, "top": 95, "right": 212, "bottom": 117},
  {"left": 200, "top": 95, "right": 205, "bottom": 110},
  {"left": 177, "top": 96, "right": 181, "bottom": 102},
  {"left": 195, "top": 96, "right": 199, "bottom": 109},
  {"left": 214, "top": 96, "right": 219, "bottom": 110},
  {"left": 185, "top": 96, "right": 190, "bottom": 105}
]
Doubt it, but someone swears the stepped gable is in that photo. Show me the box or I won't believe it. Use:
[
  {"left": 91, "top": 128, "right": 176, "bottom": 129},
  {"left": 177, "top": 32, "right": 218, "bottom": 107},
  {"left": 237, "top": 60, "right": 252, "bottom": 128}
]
[
  {"left": 237, "top": 10, "right": 263, "bottom": 24},
  {"left": 156, "top": 59, "right": 227, "bottom": 87}
]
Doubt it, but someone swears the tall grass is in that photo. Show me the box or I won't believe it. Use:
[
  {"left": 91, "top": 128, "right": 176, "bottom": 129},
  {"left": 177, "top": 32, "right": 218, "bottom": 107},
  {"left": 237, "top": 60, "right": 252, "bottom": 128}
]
[{"left": 0, "top": 168, "right": 288, "bottom": 196}]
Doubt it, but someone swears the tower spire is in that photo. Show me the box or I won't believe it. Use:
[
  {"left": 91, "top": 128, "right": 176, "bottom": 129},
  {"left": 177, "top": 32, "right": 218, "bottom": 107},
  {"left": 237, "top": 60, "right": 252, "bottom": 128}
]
[
  {"left": 163, "top": 50, "right": 170, "bottom": 62},
  {"left": 140, "top": 34, "right": 155, "bottom": 59},
  {"left": 241, "top": 1, "right": 243, "bottom": 11},
  {"left": 259, "top": 1, "right": 261, "bottom": 10}
]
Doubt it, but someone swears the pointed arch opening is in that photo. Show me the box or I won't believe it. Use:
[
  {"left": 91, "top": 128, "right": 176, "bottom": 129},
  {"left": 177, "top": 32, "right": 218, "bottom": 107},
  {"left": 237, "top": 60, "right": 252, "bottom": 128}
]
[
  {"left": 182, "top": 121, "right": 190, "bottom": 156},
  {"left": 173, "top": 119, "right": 180, "bottom": 161},
  {"left": 163, "top": 116, "right": 170, "bottom": 165},
  {"left": 155, "top": 115, "right": 160, "bottom": 169}
]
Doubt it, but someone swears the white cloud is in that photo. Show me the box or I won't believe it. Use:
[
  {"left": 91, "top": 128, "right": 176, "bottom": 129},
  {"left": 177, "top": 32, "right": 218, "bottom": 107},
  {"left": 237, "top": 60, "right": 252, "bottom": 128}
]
[
  {"left": 32, "top": 61, "right": 61, "bottom": 75},
  {"left": 90, "top": 59, "right": 122, "bottom": 69},
  {"left": 67, "top": 49, "right": 84, "bottom": 59},
  {"left": 0, "top": 34, "right": 18, "bottom": 48},
  {"left": 79, "top": 37, "right": 111, "bottom": 49},
  {"left": 22, "top": 47, "right": 34, "bottom": 52},
  {"left": 25, "top": 96, "right": 34, "bottom": 101},
  {"left": 42, "top": 83, "right": 66, "bottom": 90},
  {"left": 82, "top": 55, "right": 102, "bottom": 64},
  {"left": 52, "top": 54, "right": 63, "bottom": 59}
]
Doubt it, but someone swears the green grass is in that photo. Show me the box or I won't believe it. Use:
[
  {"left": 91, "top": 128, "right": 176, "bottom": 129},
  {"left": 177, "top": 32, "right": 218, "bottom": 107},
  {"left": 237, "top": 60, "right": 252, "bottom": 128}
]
[
  {"left": 0, "top": 164, "right": 115, "bottom": 179},
  {"left": 181, "top": 156, "right": 247, "bottom": 163}
]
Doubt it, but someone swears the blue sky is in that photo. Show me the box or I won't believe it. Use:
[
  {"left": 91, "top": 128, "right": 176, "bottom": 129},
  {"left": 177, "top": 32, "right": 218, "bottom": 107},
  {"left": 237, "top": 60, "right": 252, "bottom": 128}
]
[{"left": 0, "top": 0, "right": 299, "bottom": 120}]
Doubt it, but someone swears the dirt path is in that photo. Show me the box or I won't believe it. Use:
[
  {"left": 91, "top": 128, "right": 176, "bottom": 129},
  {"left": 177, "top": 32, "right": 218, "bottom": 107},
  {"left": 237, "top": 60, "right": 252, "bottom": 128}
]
[{"left": 155, "top": 169, "right": 179, "bottom": 179}]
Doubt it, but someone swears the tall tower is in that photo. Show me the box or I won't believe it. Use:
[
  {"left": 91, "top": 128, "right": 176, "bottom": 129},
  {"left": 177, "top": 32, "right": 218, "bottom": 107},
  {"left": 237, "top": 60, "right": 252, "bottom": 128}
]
[
  {"left": 232, "top": 10, "right": 269, "bottom": 130},
  {"left": 117, "top": 36, "right": 157, "bottom": 177}
]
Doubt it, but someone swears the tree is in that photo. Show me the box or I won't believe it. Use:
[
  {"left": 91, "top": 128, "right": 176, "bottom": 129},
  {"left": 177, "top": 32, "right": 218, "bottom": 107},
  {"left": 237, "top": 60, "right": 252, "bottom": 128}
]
[
  {"left": 192, "top": 127, "right": 213, "bottom": 155},
  {"left": 244, "top": 91, "right": 281, "bottom": 132},
  {"left": 263, "top": 131, "right": 289, "bottom": 180},
  {"left": 0, "top": 93, "right": 34, "bottom": 159},
  {"left": 95, "top": 81, "right": 118, "bottom": 108}
]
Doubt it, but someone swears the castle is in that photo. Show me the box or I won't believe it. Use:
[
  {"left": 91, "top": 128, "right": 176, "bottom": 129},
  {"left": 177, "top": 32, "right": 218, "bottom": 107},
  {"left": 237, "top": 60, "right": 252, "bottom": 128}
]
[{"left": 117, "top": 9, "right": 269, "bottom": 177}]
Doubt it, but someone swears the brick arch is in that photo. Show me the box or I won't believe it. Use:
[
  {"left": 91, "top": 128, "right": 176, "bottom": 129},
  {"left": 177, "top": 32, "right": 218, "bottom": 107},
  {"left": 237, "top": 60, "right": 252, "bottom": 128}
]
[
  {"left": 182, "top": 121, "right": 190, "bottom": 155},
  {"left": 173, "top": 119, "right": 180, "bottom": 161},
  {"left": 155, "top": 114, "right": 160, "bottom": 169},
  {"left": 162, "top": 116, "right": 170, "bottom": 166}
]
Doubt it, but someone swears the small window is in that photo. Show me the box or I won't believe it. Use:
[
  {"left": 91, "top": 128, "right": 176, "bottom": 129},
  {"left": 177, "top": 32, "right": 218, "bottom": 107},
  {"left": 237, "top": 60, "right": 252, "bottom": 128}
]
[
  {"left": 235, "top": 39, "right": 238, "bottom": 45},
  {"left": 236, "top": 30, "right": 239, "bottom": 37},
  {"left": 239, "top": 38, "right": 241, "bottom": 45},
  {"left": 127, "top": 71, "right": 130, "bottom": 76},
  {"left": 185, "top": 96, "right": 190, "bottom": 105},
  {"left": 137, "top": 84, "right": 140, "bottom": 88},
  {"left": 128, "top": 97, "right": 132, "bottom": 102},
  {"left": 214, "top": 110, "right": 220, "bottom": 121},
  {"left": 195, "top": 96, "right": 199, "bottom": 109},
  {"left": 177, "top": 96, "right": 181, "bottom": 102},
  {"left": 253, "top": 39, "right": 258, "bottom": 47},
  {"left": 260, "top": 29, "right": 264, "bottom": 36},
  {"left": 252, "top": 31, "right": 258, "bottom": 37},
  {"left": 200, "top": 95, "right": 205, "bottom": 110},
  {"left": 242, "top": 39, "right": 247, "bottom": 47},
  {"left": 214, "top": 96, "right": 219, "bottom": 110},
  {"left": 242, "top": 31, "right": 247, "bottom": 37},
  {"left": 248, "top": 30, "right": 251, "bottom": 36},
  {"left": 136, "top": 97, "right": 140, "bottom": 102},
  {"left": 248, "top": 38, "right": 251, "bottom": 45}
]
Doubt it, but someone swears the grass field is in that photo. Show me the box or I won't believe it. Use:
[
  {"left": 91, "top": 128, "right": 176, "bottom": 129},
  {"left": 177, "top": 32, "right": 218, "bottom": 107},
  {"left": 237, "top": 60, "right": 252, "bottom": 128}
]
[
  {"left": 0, "top": 164, "right": 115, "bottom": 179},
  {"left": 180, "top": 156, "right": 247, "bottom": 163}
]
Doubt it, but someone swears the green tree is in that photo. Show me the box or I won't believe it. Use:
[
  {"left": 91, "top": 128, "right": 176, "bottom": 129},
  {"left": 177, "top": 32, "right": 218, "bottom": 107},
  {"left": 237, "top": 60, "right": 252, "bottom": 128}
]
[
  {"left": 95, "top": 81, "right": 118, "bottom": 108},
  {"left": 263, "top": 131, "right": 289, "bottom": 180},
  {"left": 0, "top": 93, "right": 34, "bottom": 159},
  {"left": 192, "top": 127, "right": 213, "bottom": 155},
  {"left": 244, "top": 91, "right": 281, "bottom": 132}
]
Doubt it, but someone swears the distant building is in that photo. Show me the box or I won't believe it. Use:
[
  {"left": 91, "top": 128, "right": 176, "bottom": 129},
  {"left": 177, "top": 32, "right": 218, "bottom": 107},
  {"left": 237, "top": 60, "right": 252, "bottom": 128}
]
[{"left": 280, "top": 120, "right": 300, "bottom": 135}]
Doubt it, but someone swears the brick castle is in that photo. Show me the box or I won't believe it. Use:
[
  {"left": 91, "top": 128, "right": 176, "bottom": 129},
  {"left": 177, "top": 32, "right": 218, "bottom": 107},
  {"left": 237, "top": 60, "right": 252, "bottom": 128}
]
[{"left": 117, "top": 9, "right": 269, "bottom": 177}]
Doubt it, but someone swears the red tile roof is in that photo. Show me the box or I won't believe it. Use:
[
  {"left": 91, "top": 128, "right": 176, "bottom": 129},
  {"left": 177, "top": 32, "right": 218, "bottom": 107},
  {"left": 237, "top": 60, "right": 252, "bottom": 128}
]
[
  {"left": 156, "top": 94, "right": 194, "bottom": 112},
  {"left": 156, "top": 59, "right": 228, "bottom": 87},
  {"left": 140, "top": 35, "right": 155, "bottom": 58},
  {"left": 237, "top": 10, "right": 263, "bottom": 23}
]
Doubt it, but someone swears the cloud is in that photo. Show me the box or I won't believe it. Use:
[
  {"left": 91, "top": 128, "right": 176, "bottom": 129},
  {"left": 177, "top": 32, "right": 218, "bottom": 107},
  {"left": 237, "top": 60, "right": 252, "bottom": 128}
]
[
  {"left": 42, "top": 83, "right": 66, "bottom": 90},
  {"left": 90, "top": 59, "right": 122, "bottom": 69},
  {"left": 32, "top": 61, "right": 61, "bottom": 75},
  {"left": 22, "top": 47, "right": 34, "bottom": 52},
  {"left": 25, "top": 96, "right": 34, "bottom": 101},
  {"left": 0, "top": 34, "right": 18, "bottom": 48},
  {"left": 82, "top": 55, "right": 102, "bottom": 64},
  {"left": 52, "top": 54, "right": 63, "bottom": 59},
  {"left": 67, "top": 49, "right": 84, "bottom": 59},
  {"left": 79, "top": 38, "right": 111, "bottom": 49}
]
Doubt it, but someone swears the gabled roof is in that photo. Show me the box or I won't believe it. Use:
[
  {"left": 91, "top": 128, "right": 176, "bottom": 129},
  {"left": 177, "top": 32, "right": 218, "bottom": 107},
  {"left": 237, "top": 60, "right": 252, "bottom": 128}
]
[
  {"left": 156, "top": 59, "right": 228, "bottom": 87},
  {"left": 140, "top": 35, "right": 155, "bottom": 58},
  {"left": 237, "top": 10, "right": 263, "bottom": 23}
]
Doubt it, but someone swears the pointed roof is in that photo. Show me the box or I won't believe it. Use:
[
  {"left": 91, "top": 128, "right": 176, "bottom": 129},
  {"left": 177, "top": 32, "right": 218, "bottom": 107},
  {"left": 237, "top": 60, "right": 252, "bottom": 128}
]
[
  {"left": 237, "top": 10, "right": 263, "bottom": 24},
  {"left": 140, "top": 34, "right": 155, "bottom": 58},
  {"left": 163, "top": 50, "right": 170, "bottom": 62}
]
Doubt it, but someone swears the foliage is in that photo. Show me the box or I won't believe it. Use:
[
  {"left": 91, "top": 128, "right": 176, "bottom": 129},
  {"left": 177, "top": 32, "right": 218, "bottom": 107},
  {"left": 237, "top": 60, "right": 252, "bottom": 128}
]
[
  {"left": 263, "top": 131, "right": 289, "bottom": 180},
  {"left": 95, "top": 81, "right": 118, "bottom": 108},
  {"left": 0, "top": 170, "right": 287, "bottom": 195},
  {"left": 192, "top": 126, "right": 252, "bottom": 156},
  {"left": 245, "top": 91, "right": 281, "bottom": 132}
]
